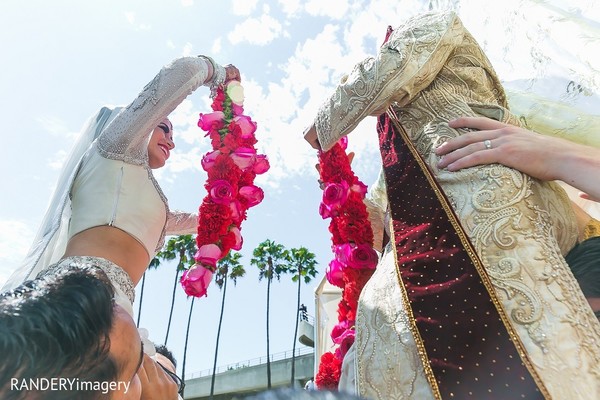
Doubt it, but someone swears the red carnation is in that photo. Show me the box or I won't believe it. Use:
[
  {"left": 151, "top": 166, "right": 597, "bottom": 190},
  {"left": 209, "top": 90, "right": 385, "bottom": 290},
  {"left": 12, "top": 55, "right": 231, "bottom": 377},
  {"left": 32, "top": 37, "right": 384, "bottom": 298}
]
[
  {"left": 188, "top": 83, "right": 268, "bottom": 298},
  {"left": 315, "top": 352, "right": 342, "bottom": 390}
]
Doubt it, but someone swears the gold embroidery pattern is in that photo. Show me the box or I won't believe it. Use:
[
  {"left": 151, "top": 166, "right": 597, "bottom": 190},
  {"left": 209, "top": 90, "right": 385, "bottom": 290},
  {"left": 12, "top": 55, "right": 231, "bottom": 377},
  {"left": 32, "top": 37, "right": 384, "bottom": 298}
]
[
  {"left": 324, "top": 10, "right": 600, "bottom": 400},
  {"left": 583, "top": 218, "right": 600, "bottom": 241}
]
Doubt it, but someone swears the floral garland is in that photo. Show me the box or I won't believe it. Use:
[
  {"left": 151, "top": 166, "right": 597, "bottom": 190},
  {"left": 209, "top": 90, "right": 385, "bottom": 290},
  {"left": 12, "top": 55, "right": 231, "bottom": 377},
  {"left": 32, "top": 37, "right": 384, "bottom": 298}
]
[
  {"left": 315, "top": 137, "right": 377, "bottom": 390},
  {"left": 180, "top": 81, "right": 269, "bottom": 297}
]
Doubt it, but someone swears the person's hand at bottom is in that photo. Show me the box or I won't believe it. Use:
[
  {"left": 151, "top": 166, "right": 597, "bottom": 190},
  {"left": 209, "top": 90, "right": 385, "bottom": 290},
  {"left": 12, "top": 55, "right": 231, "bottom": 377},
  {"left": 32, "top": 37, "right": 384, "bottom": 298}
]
[{"left": 139, "top": 354, "right": 179, "bottom": 400}]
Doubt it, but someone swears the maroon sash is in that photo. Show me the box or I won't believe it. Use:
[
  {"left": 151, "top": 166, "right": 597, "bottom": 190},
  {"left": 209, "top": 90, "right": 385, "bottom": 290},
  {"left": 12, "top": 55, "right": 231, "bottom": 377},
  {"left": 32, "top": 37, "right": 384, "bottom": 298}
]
[{"left": 377, "top": 112, "right": 549, "bottom": 399}]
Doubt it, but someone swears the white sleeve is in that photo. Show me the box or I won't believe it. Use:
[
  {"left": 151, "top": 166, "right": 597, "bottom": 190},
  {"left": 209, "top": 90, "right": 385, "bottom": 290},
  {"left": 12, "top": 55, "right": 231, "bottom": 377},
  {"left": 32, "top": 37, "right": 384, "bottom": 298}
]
[
  {"left": 165, "top": 211, "right": 198, "bottom": 236},
  {"left": 96, "top": 56, "right": 225, "bottom": 164}
]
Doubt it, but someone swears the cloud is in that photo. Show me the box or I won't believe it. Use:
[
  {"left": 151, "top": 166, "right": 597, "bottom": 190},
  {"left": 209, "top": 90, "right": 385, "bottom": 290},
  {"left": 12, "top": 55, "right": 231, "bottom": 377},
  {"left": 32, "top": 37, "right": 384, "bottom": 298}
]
[
  {"left": 278, "top": 0, "right": 302, "bottom": 17},
  {"left": 155, "top": 3, "right": 404, "bottom": 189},
  {"left": 124, "top": 11, "right": 151, "bottom": 31},
  {"left": 36, "top": 115, "right": 76, "bottom": 139},
  {"left": 48, "top": 150, "right": 69, "bottom": 171},
  {"left": 211, "top": 37, "right": 222, "bottom": 54},
  {"left": 182, "top": 42, "right": 194, "bottom": 57},
  {"left": 232, "top": 0, "right": 259, "bottom": 15},
  {"left": 0, "top": 220, "right": 34, "bottom": 288},
  {"left": 304, "top": 0, "right": 350, "bottom": 19},
  {"left": 228, "top": 14, "right": 283, "bottom": 45}
]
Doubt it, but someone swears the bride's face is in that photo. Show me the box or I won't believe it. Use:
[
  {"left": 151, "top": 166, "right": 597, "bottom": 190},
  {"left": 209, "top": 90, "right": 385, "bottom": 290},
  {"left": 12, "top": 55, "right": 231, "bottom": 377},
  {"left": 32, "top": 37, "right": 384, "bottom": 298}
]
[{"left": 148, "top": 118, "right": 174, "bottom": 169}]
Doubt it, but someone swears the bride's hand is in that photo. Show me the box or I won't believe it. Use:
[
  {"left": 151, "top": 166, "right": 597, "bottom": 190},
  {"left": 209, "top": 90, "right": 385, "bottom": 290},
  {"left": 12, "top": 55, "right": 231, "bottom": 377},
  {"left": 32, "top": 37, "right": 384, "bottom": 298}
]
[{"left": 225, "top": 64, "right": 240, "bottom": 83}]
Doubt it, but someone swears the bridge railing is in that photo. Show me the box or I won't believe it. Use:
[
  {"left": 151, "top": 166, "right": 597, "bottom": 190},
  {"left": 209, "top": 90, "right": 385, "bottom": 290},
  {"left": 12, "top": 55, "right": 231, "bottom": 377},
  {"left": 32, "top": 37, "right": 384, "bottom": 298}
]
[{"left": 185, "top": 347, "right": 314, "bottom": 379}]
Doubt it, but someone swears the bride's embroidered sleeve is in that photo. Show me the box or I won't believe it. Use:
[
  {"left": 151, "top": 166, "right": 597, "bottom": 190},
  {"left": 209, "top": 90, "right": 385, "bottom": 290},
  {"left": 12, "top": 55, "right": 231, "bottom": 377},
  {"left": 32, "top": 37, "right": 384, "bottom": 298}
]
[
  {"left": 315, "top": 11, "right": 464, "bottom": 151},
  {"left": 165, "top": 210, "right": 198, "bottom": 235},
  {"left": 96, "top": 56, "right": 226, "bottom": 164}
]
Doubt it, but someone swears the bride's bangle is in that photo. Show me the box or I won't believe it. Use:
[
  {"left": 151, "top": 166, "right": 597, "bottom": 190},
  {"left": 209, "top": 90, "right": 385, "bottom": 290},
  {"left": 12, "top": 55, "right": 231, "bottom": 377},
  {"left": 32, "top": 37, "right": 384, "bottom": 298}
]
[{"left": 200, "top": 55, "right": 226, "bottom": 98}]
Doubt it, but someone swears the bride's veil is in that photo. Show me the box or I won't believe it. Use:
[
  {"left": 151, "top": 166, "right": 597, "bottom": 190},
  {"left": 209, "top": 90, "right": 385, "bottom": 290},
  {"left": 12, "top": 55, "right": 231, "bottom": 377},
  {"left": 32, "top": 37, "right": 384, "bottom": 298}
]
[{"left": 2, "top": 106, "right": 123, "bottom": 291}]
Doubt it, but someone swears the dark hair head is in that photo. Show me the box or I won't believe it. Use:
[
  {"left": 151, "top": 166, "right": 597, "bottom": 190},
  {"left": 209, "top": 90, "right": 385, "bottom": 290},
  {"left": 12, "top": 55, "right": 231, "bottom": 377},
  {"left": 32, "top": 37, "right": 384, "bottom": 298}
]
[
  {"left": 154, "top": 344, "right": 177, "bottom": 369},
  {"left": 0, "top": 265, "right": 117, "bottom": 399},
  {"left": 238, "top": 388, "right": 366, "bottom": 400},
  {"left": 565, "top": 236, "right": 600, "bottom": 317}
]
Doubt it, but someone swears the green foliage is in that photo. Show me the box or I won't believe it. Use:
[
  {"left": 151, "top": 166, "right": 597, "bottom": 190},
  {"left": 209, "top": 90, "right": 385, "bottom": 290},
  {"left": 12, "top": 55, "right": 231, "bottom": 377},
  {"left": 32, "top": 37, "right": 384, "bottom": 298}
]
[
  {"left": 250, "top": 239, "right": 290, "bottom": 282},
  {"left": 150, "top": 234, "right": 196, "bottom": 272},
  {"left": 287, "top": 246, "right": 319, "bottom": 284},
  {"left": 214, "top": 251, "right": 246, "bottom": 289}
]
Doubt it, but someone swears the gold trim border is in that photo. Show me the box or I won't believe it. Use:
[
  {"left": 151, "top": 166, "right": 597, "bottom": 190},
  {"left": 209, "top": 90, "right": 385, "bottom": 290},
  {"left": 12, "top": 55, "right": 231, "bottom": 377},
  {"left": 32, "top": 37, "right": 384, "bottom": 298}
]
[{"left": 386, "top": 112, "right": 551, "bottom": 399}]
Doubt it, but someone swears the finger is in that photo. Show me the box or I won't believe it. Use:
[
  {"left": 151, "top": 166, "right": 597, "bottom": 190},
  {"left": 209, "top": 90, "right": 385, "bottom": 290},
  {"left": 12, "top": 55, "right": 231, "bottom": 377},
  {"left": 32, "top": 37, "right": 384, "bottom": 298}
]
[
  {"left": 347, "top": 152, "right": 355, "bottom": 165},
  {"left": 141, "top": 355, "right": 159, "bottom": 380},
  {"left": 138, "top": 360, "right": 150, "bottom": 386},
  {"left": 436, "top": 131, "right": 499, "bottom": 155},
  {"left": 437, "top": 141, "right": 486, "bottom": 168},
  {"left": 443, "top": 148, "right": 501, "bottom": 171},
  {"left": 448, "top": 116, "right": 508, "bottom": 131}
]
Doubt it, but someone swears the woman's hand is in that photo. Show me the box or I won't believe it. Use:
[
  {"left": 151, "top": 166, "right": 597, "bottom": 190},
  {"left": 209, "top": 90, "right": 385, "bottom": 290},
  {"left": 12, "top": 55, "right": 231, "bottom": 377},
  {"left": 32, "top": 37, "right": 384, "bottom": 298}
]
[
  {"left": 436, "top": 116, "right": 600, "bottom": 202},
  {"left": 224, "top": 64, "right": 241, "bottom": 83},
  {"left": 435, "top": 117, "right": 559, "bottom": 181}
]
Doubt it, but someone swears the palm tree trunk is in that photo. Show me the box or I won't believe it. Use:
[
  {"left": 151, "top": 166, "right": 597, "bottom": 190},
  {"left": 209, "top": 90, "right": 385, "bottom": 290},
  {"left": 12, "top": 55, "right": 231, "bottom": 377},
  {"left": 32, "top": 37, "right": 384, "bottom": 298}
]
[
  {"left": 164, "top": 269, "right": 181, "bottom": 345},
  {"left": 136, "top": 272, "right": 146, "bottom": 328},
  {"left": 266, "top": 274, "right": 272, "bottom": 389},
  {"left": 291, "top": 270, "right": 302, "bottom": 386},
  {"left": 210, "top": 275, "right": 228, "bottom": 399},
  {"left": 181, "top": 297, "right": 195, "bottom": 398}
]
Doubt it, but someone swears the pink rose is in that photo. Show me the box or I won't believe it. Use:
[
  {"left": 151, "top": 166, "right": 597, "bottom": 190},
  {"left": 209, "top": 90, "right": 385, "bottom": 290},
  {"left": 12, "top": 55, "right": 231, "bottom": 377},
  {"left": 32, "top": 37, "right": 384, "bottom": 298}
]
[
  {"left": 347, "top": 243, "right": 378, "bottom": 270},
  {"left": 335, "top": 329, "right": 355, "bottom": 359},
  {"left": 229, "top": 200, "right": 243, "bottom": 224},
  {"left": 230, "top": 226, "right": 243, "bottom": 250},
  {"left": 322, "top": 181, "right": 349, "bottom": 210},
  {"left": 331, "top": 320, "right": 353, "bottom": 343},
  {"left": 209, "top": 179, "right": 234, "bottom": 205},
  {"left": 232, "top": 103, "right": 244, "bottom": 116},
  {"left": 198, "top": 111, "right": 225, "bottom": 131},
  {"left": 194, "top": 244, "right": 222, "bottom": 268},
  {"left": 253, "top": 154, "right": 270, "bottom": 175},
  {"left": 239, "top": 185, "right": 264, "bottom": 207},
  {"left": 338, "top": 136, "right": 348, "bottom": 150},
  {"left": 180, "top": 265, "right": 214, "bottom": 297},
  {"left": 319, "top": 202, "right": 333, "bottom": 219},
  {"left": 233, "top": 115, "right": 257, "bottom": 138},
  {"left": 201, "top": 150, "right": 220, "bottom": 171},
  {"left": 351, "top": 181, "right": 368, "bottom": 197},
  {"left": 333, "top": 243, "right": 353, "bottom": 266},
  {"left": 326, "top": 259, "right": 344, "bottom": 288},
  {"left": 230, "top": 147, "right": 257, "bottom": 170}
]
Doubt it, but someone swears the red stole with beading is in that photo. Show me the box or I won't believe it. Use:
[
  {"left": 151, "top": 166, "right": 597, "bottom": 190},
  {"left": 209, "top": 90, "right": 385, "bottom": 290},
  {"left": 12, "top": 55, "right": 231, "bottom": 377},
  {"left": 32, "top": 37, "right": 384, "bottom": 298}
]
[{"left": 377, "top": 112, "right": 549, "bottom": 399}]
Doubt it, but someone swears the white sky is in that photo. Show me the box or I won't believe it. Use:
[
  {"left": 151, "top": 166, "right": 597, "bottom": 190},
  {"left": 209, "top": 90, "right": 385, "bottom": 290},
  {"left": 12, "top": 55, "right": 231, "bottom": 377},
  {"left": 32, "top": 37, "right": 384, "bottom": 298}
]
[{"left": 0, "top": 0, "right": 598, "bottom": 379}]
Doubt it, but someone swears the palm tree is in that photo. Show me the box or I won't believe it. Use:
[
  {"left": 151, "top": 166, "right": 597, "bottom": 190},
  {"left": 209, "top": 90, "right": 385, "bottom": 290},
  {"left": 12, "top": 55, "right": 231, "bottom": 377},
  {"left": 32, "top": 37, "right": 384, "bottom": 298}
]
[
  {"left": 136, "top": 272, "right": 146, "bottom": 327},
  {"left": 150, "top": 234, "right": 197, "bottom": 345},
  {"left": 287, "top": 247, "right": 319, "bottom": 386},
  {"left": 181, "top": 296, "right": 195, "bottom": 398},
  {"left": 210, "top": 251, "right": 246, "bottom": 399},
  {"left": 250, "top": 239, "right": 289, "bottom": 389}
]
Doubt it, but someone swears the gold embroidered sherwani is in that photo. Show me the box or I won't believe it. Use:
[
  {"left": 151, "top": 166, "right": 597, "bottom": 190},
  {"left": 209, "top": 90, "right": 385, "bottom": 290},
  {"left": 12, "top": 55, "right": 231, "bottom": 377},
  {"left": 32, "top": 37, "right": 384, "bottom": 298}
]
[{"left": 313, "top": 11, "right": 600, "bottom": 400}]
